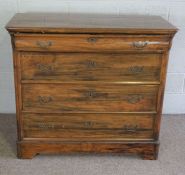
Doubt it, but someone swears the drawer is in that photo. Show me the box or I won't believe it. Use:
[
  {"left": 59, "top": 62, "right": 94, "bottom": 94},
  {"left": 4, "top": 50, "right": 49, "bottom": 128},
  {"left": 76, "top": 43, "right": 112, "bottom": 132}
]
[
  {"left": 14, "top": 34, "right": 170, "bottom": 52},
  {"left": 20, "top": 52, "right": 161, "bottom": 82},
  {"left": 22, "top": 84, "right": 158, "bottom": 112},
  {"left": 22, "top": 113, "right": 154, "bottom": 140}
]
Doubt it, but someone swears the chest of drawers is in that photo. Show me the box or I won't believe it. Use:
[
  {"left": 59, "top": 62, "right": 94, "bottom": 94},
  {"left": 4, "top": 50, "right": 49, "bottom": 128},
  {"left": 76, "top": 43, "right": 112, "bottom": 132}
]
[{"left": 6, "top": 13, "right": 177, "bottom": 159}]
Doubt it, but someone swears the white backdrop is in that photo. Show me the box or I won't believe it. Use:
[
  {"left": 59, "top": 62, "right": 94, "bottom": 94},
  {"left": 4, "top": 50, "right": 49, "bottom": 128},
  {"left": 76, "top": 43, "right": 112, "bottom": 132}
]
[{"left": 0, "top": 0, "right": 185, "bottom": 113}]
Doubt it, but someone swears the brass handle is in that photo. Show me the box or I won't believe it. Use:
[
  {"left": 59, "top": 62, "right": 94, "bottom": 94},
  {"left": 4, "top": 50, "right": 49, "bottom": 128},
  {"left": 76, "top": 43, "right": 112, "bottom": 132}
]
[
  {"left": 36, "top": 41, "right": 52, "bottom": 49},
  {"left": 129, "top": 66, "right": 144, "bottom": 74},
  {"left": 133, "top": 41, "right": 148, "bottom": 48},
  {"left": 84, "top": 121, "right": 93, "bottom": 128},
  {"left": 37, "top": 63, "right": 53, "bottom": 73},
  {"left": 38, "top": 123, "right": 55, "bottom": 129},
  {"left": 126, "top": 94, "right": 143, "bottom": 104},
  {"left": 87, "top": 37, "right": 97, "bottom": 43},
  {"left": 123, "top": 125, "right": 138, "bottom": 133},
  {"left": 38, "top": 96, "right": 53, "bottom": 104}
]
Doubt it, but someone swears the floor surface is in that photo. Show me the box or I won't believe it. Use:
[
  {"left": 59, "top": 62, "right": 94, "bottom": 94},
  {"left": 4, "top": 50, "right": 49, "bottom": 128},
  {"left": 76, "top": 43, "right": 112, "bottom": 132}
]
[{"left": 0, "top": 114, "right": 185, "bottom": 175}]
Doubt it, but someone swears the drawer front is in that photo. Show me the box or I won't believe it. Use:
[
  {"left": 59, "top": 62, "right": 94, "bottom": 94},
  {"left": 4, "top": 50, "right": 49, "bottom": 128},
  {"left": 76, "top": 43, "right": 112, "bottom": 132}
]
[
  {"left": 22, "top": 84, "right": 158, "bottom": 112},
  {"left": 22, "top": 113, "right": 154, "bottom": 140},
  {"left": 20, "top": 52, "right": 161, "bottom": 82},
  {"left": 15, "top": 34, "right": 170, "bottom": 52}
]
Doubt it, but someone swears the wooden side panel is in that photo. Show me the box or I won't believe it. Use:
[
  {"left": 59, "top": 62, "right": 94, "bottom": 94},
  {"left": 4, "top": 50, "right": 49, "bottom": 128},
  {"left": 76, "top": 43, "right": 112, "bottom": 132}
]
[
  {"left": 154, "top": 51, "right": 170, "bottom": 139},
  {"left": 22, "top": 84, "right": 159, "bottom": 112},
  {"left": 11, "top": 35, "right": 24, "bottom": 140},
  {"left": 20, "top": 52, "right": 161, "bottom": 82}
]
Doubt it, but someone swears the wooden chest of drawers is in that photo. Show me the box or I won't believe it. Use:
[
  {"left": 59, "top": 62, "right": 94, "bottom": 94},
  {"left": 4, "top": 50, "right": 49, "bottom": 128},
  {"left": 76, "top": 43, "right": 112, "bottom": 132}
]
[{"left": 6, "top": 13, "right": 177, "bottom": 159}]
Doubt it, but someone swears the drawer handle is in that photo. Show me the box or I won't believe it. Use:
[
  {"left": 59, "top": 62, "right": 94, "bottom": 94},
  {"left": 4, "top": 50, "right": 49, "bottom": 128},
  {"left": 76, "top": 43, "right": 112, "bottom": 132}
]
[
  {"left": 38, "top": 123, "right": 55, "bottom": 129},
  {"left": 133, "top": 41, "right": 148, "bottom": 48},
  {"left": 129, "top": 66, "right": 144, "bottom": 74},
  {"left": 36, "top": 41, "right": 52, "bottom": 49},
  {"left": 37, "top": 64, "right": 53, "bottom": 73},
  {"left": 123, "top": 125, "right": 138, "bottom": 133},
  {"left": 126, "top": 94, "right": 143, "bottom": 104},
  {"left": 84, "top": 121, "right": 93, "bottom": 128},
  {"left": 87, "top": 37, "right": 97, "bottom": 43},
  {"left": 38, "top": 96, "right": 53, "bottom": 104}
]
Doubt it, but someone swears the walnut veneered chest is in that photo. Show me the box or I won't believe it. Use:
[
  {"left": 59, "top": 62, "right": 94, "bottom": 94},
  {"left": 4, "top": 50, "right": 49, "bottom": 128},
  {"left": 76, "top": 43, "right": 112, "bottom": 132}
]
[{"left": 6, "top": 13, "right": 177, "bottom": 159}]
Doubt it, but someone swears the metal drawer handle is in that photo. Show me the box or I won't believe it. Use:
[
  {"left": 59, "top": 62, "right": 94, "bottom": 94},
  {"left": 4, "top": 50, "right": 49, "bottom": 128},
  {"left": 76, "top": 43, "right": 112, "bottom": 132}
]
[
  {"left": 133, "top": 41, "right": 148, "bottom": 48},
  {"left": 38, "top": 96, "right": 53, "bottom": 104},
  {"left": 36, "top": 41, "right": 52, "bottom": 49},
  {"left": 87, "top": 37, "right": 97, "bottom": 43},
  {"left": 37, "top": 63, "right": 53, "bottom": 73},
  {"left": 126, "top": 94, "right": 143, "bottom": 104},
  {"left": 38, "top": 123, "right": 55, "bottom": 129},
  {"left": 123, "top": 125, "right": 138, "bottom": 133},
  {"left": 129, "top": 66, "right": 144, "bottom": 74}
]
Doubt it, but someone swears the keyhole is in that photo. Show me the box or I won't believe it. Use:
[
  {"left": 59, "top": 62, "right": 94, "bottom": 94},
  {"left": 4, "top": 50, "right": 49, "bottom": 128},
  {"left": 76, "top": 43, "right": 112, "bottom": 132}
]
[{"left": 87, "top": 61, "right": 96, "bottom": 68}]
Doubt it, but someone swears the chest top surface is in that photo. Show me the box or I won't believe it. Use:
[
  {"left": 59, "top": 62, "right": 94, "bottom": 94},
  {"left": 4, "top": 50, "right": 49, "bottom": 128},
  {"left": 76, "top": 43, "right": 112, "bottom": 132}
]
[{"left": 6, "top": 13, "right": 177, "bottom": 34}]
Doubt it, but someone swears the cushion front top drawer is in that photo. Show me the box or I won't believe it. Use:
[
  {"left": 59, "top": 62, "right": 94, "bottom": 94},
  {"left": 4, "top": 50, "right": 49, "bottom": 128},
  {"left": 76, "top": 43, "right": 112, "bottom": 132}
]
[
  {"left": 20, "top": 52, "right": 161, "bottom": 82},
  {"left": 14, "top": 34, "right": 170, "bottom": 52},
  {"left": 22, "top": 84, "right": 158, "bottom": 113},
  {"left": 23, "top": 113, "right": 154, "bottom": 140}
]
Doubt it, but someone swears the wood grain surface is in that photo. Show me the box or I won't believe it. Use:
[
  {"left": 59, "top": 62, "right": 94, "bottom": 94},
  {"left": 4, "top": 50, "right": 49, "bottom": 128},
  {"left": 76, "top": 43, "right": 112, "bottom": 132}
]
[
  {"left": 6, "top": 13, "right": 177, "bottom": 34},
  {"left": 22, "top": 113, "right": 154, "bottom": 140},
  {"left": 17, "top": 141, "right": 159, "bottom": 160},
  {"left": 22, "top": 84, "right": 159, "bottom": 113},
  {"left": 20, "top": 52, "right": 162, "bottom": 82},
  {"left": 14, "top": 34, "right": 170, "bottom": 52}
]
